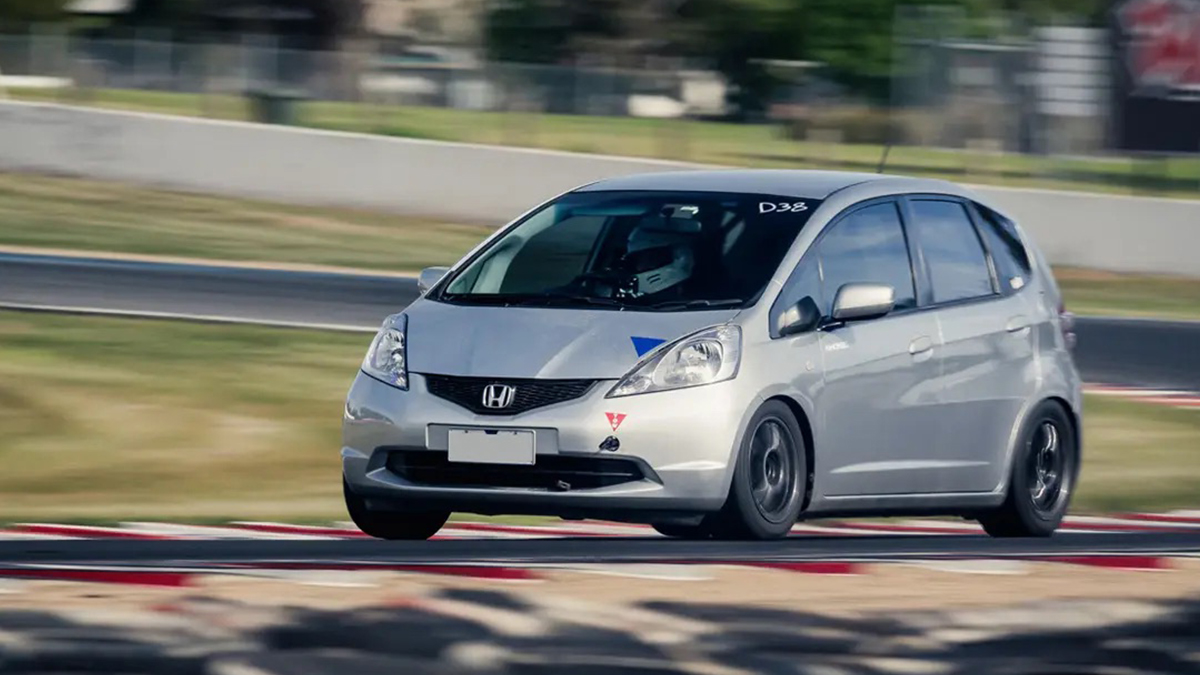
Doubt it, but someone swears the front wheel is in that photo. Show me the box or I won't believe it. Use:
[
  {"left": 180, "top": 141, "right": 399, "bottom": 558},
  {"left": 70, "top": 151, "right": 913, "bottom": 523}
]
[
  {"left": 709, "top": 401, "right": 808, "bottom": 540},
  {"left": 979, "top": 401, "right": 1078, "bottom": 538},
  {"left": 344, "top": 480, "right": 450, "bottom": 540}
]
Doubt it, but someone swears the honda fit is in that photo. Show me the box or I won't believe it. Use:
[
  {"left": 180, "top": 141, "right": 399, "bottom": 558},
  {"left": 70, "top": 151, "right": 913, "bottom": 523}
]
[{"left": 342, "top": 170, "right": 1081, "bottom": 540}]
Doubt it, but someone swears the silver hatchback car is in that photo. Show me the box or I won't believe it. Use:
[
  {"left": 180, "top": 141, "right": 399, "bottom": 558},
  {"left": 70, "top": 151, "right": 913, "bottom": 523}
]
[{"left": 342, "top": 170, "right": 1081, "bottom": 540}]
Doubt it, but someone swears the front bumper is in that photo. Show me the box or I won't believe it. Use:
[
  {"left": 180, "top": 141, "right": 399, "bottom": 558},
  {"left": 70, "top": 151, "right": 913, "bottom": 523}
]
[{"left": 342, "top": 372, "right": 754, "bottom": 520}]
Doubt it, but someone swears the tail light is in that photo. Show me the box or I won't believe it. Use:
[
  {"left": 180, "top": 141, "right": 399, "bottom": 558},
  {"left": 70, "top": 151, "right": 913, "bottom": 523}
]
[{"left": 1058, "top": 301, "right": 1076, "bottom": 350}]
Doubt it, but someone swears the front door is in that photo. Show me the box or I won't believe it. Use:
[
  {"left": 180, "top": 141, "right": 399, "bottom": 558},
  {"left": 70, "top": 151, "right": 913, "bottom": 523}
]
[{"left": 810, "top": 201, "right": 946, "bottom": 496}]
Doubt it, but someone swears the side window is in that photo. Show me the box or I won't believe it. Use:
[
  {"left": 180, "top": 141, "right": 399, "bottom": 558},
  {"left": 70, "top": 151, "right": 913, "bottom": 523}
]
[
  {"left": 908, "top": 200, "right": 995, "bottom": 304},
  {"left": 818, "top": 202, "right": 917, "bottom": 317},
  {"left": 975, "top": 205, "right": 1032, "bottom": 292},
  {"left": 773, "top": 252, "right": 821, "bottom": 332}
]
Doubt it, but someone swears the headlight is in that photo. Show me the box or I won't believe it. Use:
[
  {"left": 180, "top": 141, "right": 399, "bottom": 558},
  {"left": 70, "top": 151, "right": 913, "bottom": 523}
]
[
  {"left": 607, "top": 325, "right": 741, "bottom": 398},
  {"left": 362, "top": 314, "right": 408, "bottom": 390}
]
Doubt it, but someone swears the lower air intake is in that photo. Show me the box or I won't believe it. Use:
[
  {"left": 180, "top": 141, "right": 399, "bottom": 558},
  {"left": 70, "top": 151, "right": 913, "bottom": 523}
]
[{"left": 387, "top": 451, "right": 647, "bottom": 491}]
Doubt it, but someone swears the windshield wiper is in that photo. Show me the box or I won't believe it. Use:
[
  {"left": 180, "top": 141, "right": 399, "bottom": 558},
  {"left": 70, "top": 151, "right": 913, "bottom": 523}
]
[
  {"left": 439, "top": 293, "right": 625, "bottom": 309},
  {"left": 646, "top": 298, "right": 746, "bottom": 311},
  {"left": 439, "top": 293, "right": 544, "bottom": 306},
  {"left": 543, "top": 293, "right": 626, "bottom": 308}
]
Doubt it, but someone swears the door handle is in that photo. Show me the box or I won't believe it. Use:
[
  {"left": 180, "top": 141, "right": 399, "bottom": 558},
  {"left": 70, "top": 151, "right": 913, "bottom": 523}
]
[
  {"left": 908, "top": 336, "right": 933, "bottom": 355},
  {"left": 1005, "top": 315, "right": 1031, "bottom": 333}
]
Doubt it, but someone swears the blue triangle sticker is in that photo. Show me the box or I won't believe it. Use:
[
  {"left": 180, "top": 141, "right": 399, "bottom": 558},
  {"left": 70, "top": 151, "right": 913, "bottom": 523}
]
[{"left": 631, "top": 336, "right": 667, "bottom": 357}]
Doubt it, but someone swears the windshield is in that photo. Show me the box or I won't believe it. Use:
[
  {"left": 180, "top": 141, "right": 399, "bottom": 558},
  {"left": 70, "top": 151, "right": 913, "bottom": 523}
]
[{"left": 436, "top": 190, "right": 821, "bottom": 311}]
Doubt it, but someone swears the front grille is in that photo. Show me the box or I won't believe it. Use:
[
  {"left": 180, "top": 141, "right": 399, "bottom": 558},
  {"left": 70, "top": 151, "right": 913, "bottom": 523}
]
[
  {"left": 388, "top": 451, "right": 647, "bottom": 491},
  {"left": 424, "top": 375, "right": 596, "bottom": 415}
]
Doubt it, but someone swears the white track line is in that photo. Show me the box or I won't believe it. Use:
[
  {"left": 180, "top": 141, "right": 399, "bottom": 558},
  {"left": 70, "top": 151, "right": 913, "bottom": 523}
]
[
  {"left": 121, "top": 522, "right": 336, "bottom": 540},
  {"left": 1066, "top": 515, "right": 1200, "bottom": 530},
  {"left": 4, "top": 513, "right": 1200, "bottom": 542},
  {"left": 905, "top": 559, "right": 1032, "bottom": 575},
  {"left": 0, "top": 532, "right": 82, "bottom": 541},
  {"left": 0, "top": 302, "right": 375, "bottom": 333},
  {"left": 1085, "top": 385, "right": 1200, "bottom": 395}
]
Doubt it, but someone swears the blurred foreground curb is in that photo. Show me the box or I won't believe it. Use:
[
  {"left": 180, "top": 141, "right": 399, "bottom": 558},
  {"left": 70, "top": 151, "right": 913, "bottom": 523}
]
[{"left": 1, "top": 593, "right": 1198, "bottom": 674}]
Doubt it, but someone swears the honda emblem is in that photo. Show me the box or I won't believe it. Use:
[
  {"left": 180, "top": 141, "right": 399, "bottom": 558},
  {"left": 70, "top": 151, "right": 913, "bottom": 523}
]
[{"left": 481, "top": 383, "right": 516, "bottom": 409}]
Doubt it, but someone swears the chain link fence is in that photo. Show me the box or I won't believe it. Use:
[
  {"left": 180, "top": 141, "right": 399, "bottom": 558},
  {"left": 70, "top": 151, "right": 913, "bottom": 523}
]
[
  {"left": 0, "top": 29, "right": 710, "bottom": 113},
  {"left": 1, "top": 16, "right": 1196, "bottom": 195}
]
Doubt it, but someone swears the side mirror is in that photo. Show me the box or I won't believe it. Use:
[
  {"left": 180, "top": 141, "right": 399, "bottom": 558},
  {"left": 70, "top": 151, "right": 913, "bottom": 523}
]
[
  {"left": 778, "top": 296, "right": 822, "bottom": 337},
  {"left": 417, "top": 266, "right": 449, "bottom": 294},
  {"left": 832, "top": 283, "right": 895, "bottom": 322}
]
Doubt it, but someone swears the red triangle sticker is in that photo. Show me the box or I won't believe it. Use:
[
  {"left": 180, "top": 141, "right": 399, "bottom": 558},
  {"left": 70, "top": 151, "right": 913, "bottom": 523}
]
[{"left": 605, "top": 412, "right": 627, "bottom": 432}]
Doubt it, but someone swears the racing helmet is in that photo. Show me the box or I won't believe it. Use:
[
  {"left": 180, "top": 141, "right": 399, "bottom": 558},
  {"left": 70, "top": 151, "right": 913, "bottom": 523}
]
[{"left": 620, "top": 212, "right": 698, "bottom": 297}]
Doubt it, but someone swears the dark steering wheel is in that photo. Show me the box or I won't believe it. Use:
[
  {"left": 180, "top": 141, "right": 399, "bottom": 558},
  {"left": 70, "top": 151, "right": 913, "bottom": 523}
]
[{"left": 569, "top": 270, "right": 634, "bottom": 298}]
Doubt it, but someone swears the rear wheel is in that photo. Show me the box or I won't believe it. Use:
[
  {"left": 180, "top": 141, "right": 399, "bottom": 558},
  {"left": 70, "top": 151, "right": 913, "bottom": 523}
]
[
  {"left": 344, "top": 479, "right": 450, "bottom": 540},
  {"left": 709, "top": 401, "right": 807, "bottom": 540},
  {"left": 979, "top": 401, "right": 1077, "bottom": 538}
]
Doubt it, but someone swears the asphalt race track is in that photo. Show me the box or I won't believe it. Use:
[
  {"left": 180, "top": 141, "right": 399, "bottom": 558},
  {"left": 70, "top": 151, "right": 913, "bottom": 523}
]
[
  {"left": 0, "top": 251, "right": 405, "bottom": 330},
  {"left": 2, "top": 251, "right": 1198, "bottom": 390},
  {"left": 5, "top": 530, "right": 1200, "bottom": 567}
]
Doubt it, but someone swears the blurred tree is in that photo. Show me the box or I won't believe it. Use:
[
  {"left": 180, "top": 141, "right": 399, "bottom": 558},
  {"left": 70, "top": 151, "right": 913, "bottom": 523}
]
[
  {"left": 998, "top": 0, "right": 1111, "bottom": 25},
  {"left": 125, "top": 0, "right": 207, "bottom": 33},
  {"left": 483, "top": 0, "right": 571, "bottom": 63},
  {"left": 801, "top": 0, "right": 900, "bottom": 101},
  {"left": 677, "top": 0, "right": 806, "bottom": 118},
  {"left": 483, "top": 0, "right": 644, "bottom": 64},
  {"left": 200, "top": 0, "right": 365, "bottom": 48},
  {"left": 485, "top": 0, "right": 1117, "bottom": 115},
  {"left": 690, "top": 0, "right": 1111, "bottom": 110},
  {"left": 0, "top": 0, "right": 69, "bottom": 30}
]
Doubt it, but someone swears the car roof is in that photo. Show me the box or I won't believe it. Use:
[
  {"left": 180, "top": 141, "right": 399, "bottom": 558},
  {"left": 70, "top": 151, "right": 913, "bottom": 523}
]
[{"left": 574, "top": 169, "right": 967, "bottom": 201}]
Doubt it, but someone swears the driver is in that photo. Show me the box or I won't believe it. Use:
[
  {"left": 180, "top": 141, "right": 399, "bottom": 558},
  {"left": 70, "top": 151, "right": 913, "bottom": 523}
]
[{"left": 618, "top": 215, "right": 698, "bottom": 298}]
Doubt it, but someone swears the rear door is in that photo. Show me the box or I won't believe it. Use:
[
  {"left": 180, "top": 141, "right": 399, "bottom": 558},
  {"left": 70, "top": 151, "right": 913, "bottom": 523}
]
[
  {"left": 809, "top": 200, "right": 945, "bottom": 496},
  {"left": 901, "top": 197, "right": 1038, "bottom": 493}
]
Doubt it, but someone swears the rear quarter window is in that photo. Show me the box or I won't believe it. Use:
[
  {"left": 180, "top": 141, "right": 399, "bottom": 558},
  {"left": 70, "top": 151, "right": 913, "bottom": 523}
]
[{"left": 975, "top": 205, "right": 1032, "bottom": 292}]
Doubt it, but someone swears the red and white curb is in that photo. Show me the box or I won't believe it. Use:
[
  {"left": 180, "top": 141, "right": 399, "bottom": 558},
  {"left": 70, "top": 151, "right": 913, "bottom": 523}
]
[
  {"left": 3, "top": 511, "right": 1200, "bottom": 542},
  {"left": 1, "top": 512, "right": 1197, "bottom": 588},
  {"left": 1084, "top": 384, "right": 1200, "bottom": 409},
  {"left": 0, "top": 554, "right": 1191, "bottom": 590}
]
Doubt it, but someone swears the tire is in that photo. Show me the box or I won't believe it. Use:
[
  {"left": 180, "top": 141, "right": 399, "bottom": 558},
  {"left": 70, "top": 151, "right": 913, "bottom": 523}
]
[
  {"left": 343, "top": 479, "right": 450, "bottom": 540},
  {"left": 709, "top": 401, "right": 808, "bottom": 540},
  {"left": 979, "top": 401, "right": 1078, "bottom": 538},
  {"left": 652, "top": 522, "right": 714, "bottom": 539}
]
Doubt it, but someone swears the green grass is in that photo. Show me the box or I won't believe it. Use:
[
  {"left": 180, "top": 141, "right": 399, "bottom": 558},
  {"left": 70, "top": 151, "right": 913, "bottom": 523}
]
[
  {"left": 0, "top": 310, "right": 364, "bottom": 522},
  {"left": 0, "top": 309, "right": 1195, "bottom": 523},
  {"left": 1, "top": 172, "right": 1198, "bottom": 320},
  {"left": 0, "top": 172, "right": 493, "bottom": 273},
  {"left": 1056, "top": 267, "right": 1200, "bottom": 321},
  {"left": 11, "top": 87, "right": 1200, "bottom": 198},
  {"left": 0, "top": 310, "right": 611, "bottom": 522},
  {"left": 1075, "top": 395, "right": 1200, "bottom": 513}
]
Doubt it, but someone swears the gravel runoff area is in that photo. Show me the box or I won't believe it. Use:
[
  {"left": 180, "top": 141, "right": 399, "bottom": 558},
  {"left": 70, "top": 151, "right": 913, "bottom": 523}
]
[{"left": 2, "top": 560, "right": 1200, "bottom": 674}]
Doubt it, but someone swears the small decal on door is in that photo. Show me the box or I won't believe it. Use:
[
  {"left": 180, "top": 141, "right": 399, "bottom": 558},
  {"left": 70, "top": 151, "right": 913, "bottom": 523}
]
[{"left": 605, "top": 412, "right": 627, "bottom": 432}]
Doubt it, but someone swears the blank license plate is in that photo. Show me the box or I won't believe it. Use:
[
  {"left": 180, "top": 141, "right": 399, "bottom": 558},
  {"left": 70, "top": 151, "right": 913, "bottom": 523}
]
[{"left": 447, "top": 429, "right": 535, "bottom": 465}]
